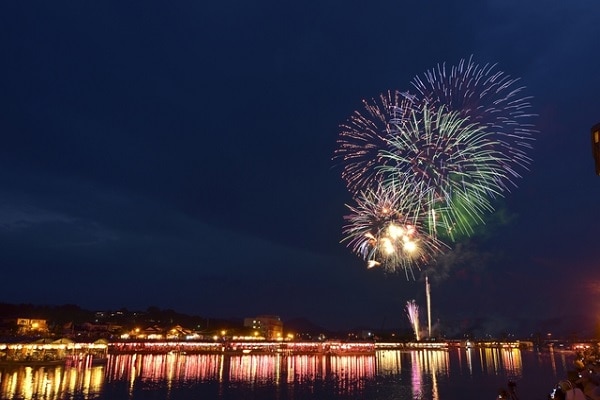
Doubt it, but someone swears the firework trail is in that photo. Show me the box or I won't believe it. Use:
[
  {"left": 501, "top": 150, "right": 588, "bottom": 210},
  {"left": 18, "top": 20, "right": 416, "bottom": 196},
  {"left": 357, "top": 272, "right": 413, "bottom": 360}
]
[
  {"left": 336, "top": 56, "right": 536, "bottom": 272},
  {"left": 406, "top": 300, "right": 420, "bottom": 341}
]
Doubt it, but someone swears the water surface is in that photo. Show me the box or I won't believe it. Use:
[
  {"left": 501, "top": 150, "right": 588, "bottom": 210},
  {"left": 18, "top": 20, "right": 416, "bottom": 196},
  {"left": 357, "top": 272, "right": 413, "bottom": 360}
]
[{"left": 0, "top": 347, "right": 576, "bottom": 400}]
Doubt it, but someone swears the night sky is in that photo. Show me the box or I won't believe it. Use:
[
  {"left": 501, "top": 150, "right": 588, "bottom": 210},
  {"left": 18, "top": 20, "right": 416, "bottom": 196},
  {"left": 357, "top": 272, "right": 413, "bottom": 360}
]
[{"left": 1, "top": 1, "right": 599, "bottom": 337}]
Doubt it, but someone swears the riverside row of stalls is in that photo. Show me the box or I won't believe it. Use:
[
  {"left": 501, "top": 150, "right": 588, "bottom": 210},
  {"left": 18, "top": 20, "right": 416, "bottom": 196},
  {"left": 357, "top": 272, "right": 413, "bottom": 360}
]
[
  {"left": 0, "top": 338, "right": 108, "bottom": 364},
  {"left": 109, "top": 340, "right": 376, "bottom": 355}
]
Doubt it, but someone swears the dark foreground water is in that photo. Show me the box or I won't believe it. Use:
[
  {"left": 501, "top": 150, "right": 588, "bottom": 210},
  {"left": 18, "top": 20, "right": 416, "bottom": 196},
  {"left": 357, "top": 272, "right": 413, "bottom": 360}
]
[{"left": 0, "top": 347, "right": 576, "bottom": 400}]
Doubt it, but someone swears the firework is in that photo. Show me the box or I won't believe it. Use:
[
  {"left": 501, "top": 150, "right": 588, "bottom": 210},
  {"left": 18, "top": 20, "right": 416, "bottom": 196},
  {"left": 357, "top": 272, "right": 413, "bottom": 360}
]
[
  {"left": 335, "top": 90, "right": 416, "bottom": 193},
  {"left": 406, "top": 300, "right": 420, "bottom": 341},
  {"left": 341, "top": 184, "right": 447, "bottom": 276},
  {"left": 336, "top": 56, "right": 536, "bottom": 269},
  {"left": 379, "top": 103, "right": 511, "bottom": 239},
  {"left": 409, "top": 56, "right": 536, "bottom": 192}
]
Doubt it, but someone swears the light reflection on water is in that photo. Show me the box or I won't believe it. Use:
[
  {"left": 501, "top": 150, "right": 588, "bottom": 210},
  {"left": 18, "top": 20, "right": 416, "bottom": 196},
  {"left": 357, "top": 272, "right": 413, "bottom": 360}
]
[
  {"left": 0, "top": 358, "right": 105, "bottom": 400},
  {"left": 0, "top": 347, "right": 574, "bottom": 400}
]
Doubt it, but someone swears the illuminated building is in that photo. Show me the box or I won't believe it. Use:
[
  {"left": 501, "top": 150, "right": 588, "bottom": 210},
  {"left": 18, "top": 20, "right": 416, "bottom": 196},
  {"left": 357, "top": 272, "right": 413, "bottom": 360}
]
[
  {"left": 165, "top": 325, "right": 192, "bottom": 340},
  {"left": 131, "top": 325, "right": 164, "bottom": 340},
  {"left": 8, "top": 318, "right": 49, "bottom": 335},
  {"left": 243, "top": 315, "right": 283, "bottom": 340},
  {"left": 592, "top": 122, "right": 600, "bottom": 175}
]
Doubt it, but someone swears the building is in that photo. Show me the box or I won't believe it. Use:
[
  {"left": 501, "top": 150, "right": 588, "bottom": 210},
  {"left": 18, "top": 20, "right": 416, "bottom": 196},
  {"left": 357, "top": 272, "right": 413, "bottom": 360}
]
[
  {"left": 13, "top": 318, "right": 49, "bottom": 335},
  {"left": 243, "top": 315, "right": 283, "bottom": 340},
  {"left": 592, "top": 122, "right": 600, "bottom": 175},
  {"left": 165, "top": 325, "right": 192, "bottom": 340}
]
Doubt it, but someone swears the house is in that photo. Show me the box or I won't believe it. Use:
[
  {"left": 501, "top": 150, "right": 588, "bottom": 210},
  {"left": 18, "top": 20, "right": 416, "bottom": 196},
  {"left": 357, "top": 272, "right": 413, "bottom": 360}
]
[{"left": 6, "top": 318, "right": 50, "bottom": 335}]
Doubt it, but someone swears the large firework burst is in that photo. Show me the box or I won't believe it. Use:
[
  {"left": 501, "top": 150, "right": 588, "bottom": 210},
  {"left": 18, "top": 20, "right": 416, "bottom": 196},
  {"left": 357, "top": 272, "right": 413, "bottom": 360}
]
[
  {"left": 379, "top": 103, "right": 510, "bottom": 239},
  {"left": 336, "top": 56, "right": 536, "bottom": 273},
  {"left": 409, "top": 56, "right": 536, "bottom": 189}
]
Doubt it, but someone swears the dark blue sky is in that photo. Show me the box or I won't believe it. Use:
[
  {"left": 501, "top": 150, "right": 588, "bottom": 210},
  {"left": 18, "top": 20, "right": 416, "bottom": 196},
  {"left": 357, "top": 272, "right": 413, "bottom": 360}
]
[{"left": 1, "top": 1, "right": 599, "bottom": 336}]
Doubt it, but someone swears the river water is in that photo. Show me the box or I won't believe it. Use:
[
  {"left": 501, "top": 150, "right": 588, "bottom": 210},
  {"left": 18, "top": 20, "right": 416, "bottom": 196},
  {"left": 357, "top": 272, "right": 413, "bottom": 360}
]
[{"left": 0, "top": 347, "right": 576, "bottom": 400}]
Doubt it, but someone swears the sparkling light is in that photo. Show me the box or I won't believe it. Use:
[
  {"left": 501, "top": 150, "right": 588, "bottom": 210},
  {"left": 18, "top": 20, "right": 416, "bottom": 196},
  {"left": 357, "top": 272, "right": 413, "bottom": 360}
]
[{"left": 342, "top": 185, "right": 447, "bottom": 276}]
